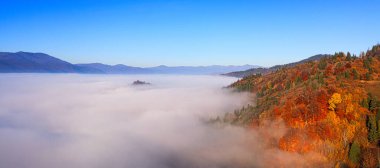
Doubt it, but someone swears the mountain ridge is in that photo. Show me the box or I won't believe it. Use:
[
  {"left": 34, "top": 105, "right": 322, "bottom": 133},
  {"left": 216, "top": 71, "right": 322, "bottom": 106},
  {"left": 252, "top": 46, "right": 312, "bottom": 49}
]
[
  {"left": 0, "top": 51, "right": 259, "bottom": 74},
  {"left": 224, "top": 54, "right": 332, "bottom": 78},
  {"left": 0, "top": 52, "right": 101, "bottom": 73}
]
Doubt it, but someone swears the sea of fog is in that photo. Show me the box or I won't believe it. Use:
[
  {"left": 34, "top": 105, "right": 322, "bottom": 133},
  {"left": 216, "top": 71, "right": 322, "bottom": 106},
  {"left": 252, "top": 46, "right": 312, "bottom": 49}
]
[
  {"left": 0, "top": 74, "right": 254, "bottom": 168},
  {"left": 0, "top": 74, "right": 322, "bottom": 168}
]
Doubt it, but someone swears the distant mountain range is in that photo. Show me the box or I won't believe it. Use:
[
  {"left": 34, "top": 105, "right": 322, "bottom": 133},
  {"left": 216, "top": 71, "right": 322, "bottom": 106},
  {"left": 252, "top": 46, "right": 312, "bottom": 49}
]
[
  {"left": 0, "top": 52, "right": 259, "bottom": 74},
  {"left": 224, "top": 54, "right": 332, "bottom": 77}
]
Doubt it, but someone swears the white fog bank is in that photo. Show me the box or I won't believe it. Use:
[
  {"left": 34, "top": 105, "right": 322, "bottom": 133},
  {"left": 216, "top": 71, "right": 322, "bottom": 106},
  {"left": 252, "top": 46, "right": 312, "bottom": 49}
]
[
  {"left": 0, "top": 74, "right": 257, "bottom": 168},
  {"left": 0, "top": 74, "right": 327, "bottom": 168}
]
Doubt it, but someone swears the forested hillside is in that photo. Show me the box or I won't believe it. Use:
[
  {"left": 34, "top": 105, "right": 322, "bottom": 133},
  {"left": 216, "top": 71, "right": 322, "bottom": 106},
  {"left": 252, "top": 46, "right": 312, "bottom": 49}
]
[
  {"left": 224, "top": 54, "right": 331, "bottom": 78},
  {"left": 228, "top": 44, "right": 380, "bottom": 167}
]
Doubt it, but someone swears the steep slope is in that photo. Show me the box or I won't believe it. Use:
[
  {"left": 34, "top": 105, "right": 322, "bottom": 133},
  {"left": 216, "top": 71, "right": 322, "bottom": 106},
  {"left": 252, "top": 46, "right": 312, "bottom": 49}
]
[
  {"left": 225, "top": 54, "right": 331, "bottom": 78},
  {"left": 228, "top": 45, "right": 380, "bottom": 167}
]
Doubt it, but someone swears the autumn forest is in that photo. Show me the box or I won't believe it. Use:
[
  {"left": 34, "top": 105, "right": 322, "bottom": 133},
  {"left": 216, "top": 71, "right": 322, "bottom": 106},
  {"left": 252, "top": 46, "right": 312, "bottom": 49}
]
[{"left": 227, "top": 44, "right": 380, "bottom": 167}]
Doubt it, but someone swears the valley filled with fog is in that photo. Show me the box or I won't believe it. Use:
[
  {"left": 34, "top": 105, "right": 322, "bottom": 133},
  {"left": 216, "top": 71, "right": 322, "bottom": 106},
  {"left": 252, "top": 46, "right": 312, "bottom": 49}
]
[
  {"left": 0, "top": 74, "right": 328, "bottom": 168},
  {"left": 0, "top": 74, "right": 259, "bottom": 168}
]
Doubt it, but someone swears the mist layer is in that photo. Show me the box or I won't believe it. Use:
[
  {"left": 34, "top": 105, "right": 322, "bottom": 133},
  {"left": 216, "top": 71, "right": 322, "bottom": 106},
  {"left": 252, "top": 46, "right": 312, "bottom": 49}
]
[{"left": 0, "top": 74, "right": 254, "bottom": 168}]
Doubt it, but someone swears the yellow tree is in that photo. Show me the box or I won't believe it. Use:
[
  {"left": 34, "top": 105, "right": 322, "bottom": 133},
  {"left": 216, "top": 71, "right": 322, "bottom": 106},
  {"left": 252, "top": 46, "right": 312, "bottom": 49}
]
[{"left": 329, "top": 93, "right": 342, "bottom": 111}]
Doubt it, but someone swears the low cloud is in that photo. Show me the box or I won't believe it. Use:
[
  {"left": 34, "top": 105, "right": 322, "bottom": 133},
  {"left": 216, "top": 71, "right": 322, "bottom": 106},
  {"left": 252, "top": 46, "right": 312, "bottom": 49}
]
[{"left": 0, "top": 74, "right": 326, "bottom": 168}]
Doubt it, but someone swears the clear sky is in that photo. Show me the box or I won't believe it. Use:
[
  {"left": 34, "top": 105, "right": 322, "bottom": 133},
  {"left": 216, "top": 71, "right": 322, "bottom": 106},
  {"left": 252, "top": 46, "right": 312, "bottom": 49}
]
[{"left": 0, "top": 0, "right": 379, "bottom": 67}]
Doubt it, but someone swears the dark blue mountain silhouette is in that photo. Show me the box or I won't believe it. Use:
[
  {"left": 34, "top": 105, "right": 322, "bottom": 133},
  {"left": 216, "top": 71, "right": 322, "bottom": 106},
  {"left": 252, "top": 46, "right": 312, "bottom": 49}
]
[{"left": 0, "top": 51, "right": 258, "bottom": 74}]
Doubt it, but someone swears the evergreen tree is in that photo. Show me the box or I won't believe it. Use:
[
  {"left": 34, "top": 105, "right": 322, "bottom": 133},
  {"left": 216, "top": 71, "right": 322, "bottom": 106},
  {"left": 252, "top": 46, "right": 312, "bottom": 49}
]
[
  {"left": 367, "top": 116, "right": 379, "bottom": 143},
  {"left": 285, "top": 81, "right": 291, "bottom": 90},
  {"left": 364, "top": 59, "right": 371, "bottom": 70},
  {"left": 346, "top": 52, "right": 352, "bottom": 61},
  {"left": 349, "top": 141, "right": 361, "bottom": 164},
  {"left": 295, "top": 76, "right": 302, "bottom": 85},
  {"left": 318, "top": 59, "right": 327, "bottom": 70},
  {"left": 365, "top": 72, "right": 371, "bottom": 81},
  {"left": 376, "top": 109, "right": 380, "bottom": 121},
  {"left": 352, "top": 69, "right": 359, "bottom": 80},
  {"left": 361, "top": 98, "right": 369, "bottom": 109},
  {"left": 344, "top": 71, "right": 350, "bottom": 79}
]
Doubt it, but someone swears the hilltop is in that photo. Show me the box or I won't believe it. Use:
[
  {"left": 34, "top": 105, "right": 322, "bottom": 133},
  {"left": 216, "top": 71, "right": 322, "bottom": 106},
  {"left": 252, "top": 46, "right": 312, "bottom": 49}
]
[{"left": 228, "top": 45, "right": 380, "bottom": 167}]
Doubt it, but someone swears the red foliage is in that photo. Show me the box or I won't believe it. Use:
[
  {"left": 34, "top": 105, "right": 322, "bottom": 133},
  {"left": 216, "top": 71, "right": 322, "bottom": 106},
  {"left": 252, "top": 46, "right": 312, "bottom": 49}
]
[
  {"left": 273, "top": 106, "right": 281, "bottom": 117},
  {"left": 301, "top": 70, "right": 309, "bottom": 81},
  {"left": 325, "top": 64, "right": 333, "bottom": 76},
  {"left": 345, "top": 62, "right": 352, "bottom": 69},
  {"left": 316, "top": 123, "right": 337, "bottom": 140},
  {"left": 230, "top": 44, "right": 380, "bottom": 165},
  {"left": 279, "top": 130, "right": 312, "bottom": 153},
  {"left": 335, "top": 103, "right": 345, "bottom": 118}
]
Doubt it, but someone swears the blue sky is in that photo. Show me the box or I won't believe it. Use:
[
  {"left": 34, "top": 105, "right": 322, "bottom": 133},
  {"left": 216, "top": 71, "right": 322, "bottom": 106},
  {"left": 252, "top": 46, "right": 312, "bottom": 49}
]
[{"left": 0, "top": 0, "right": 379, "bottom": 67}]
